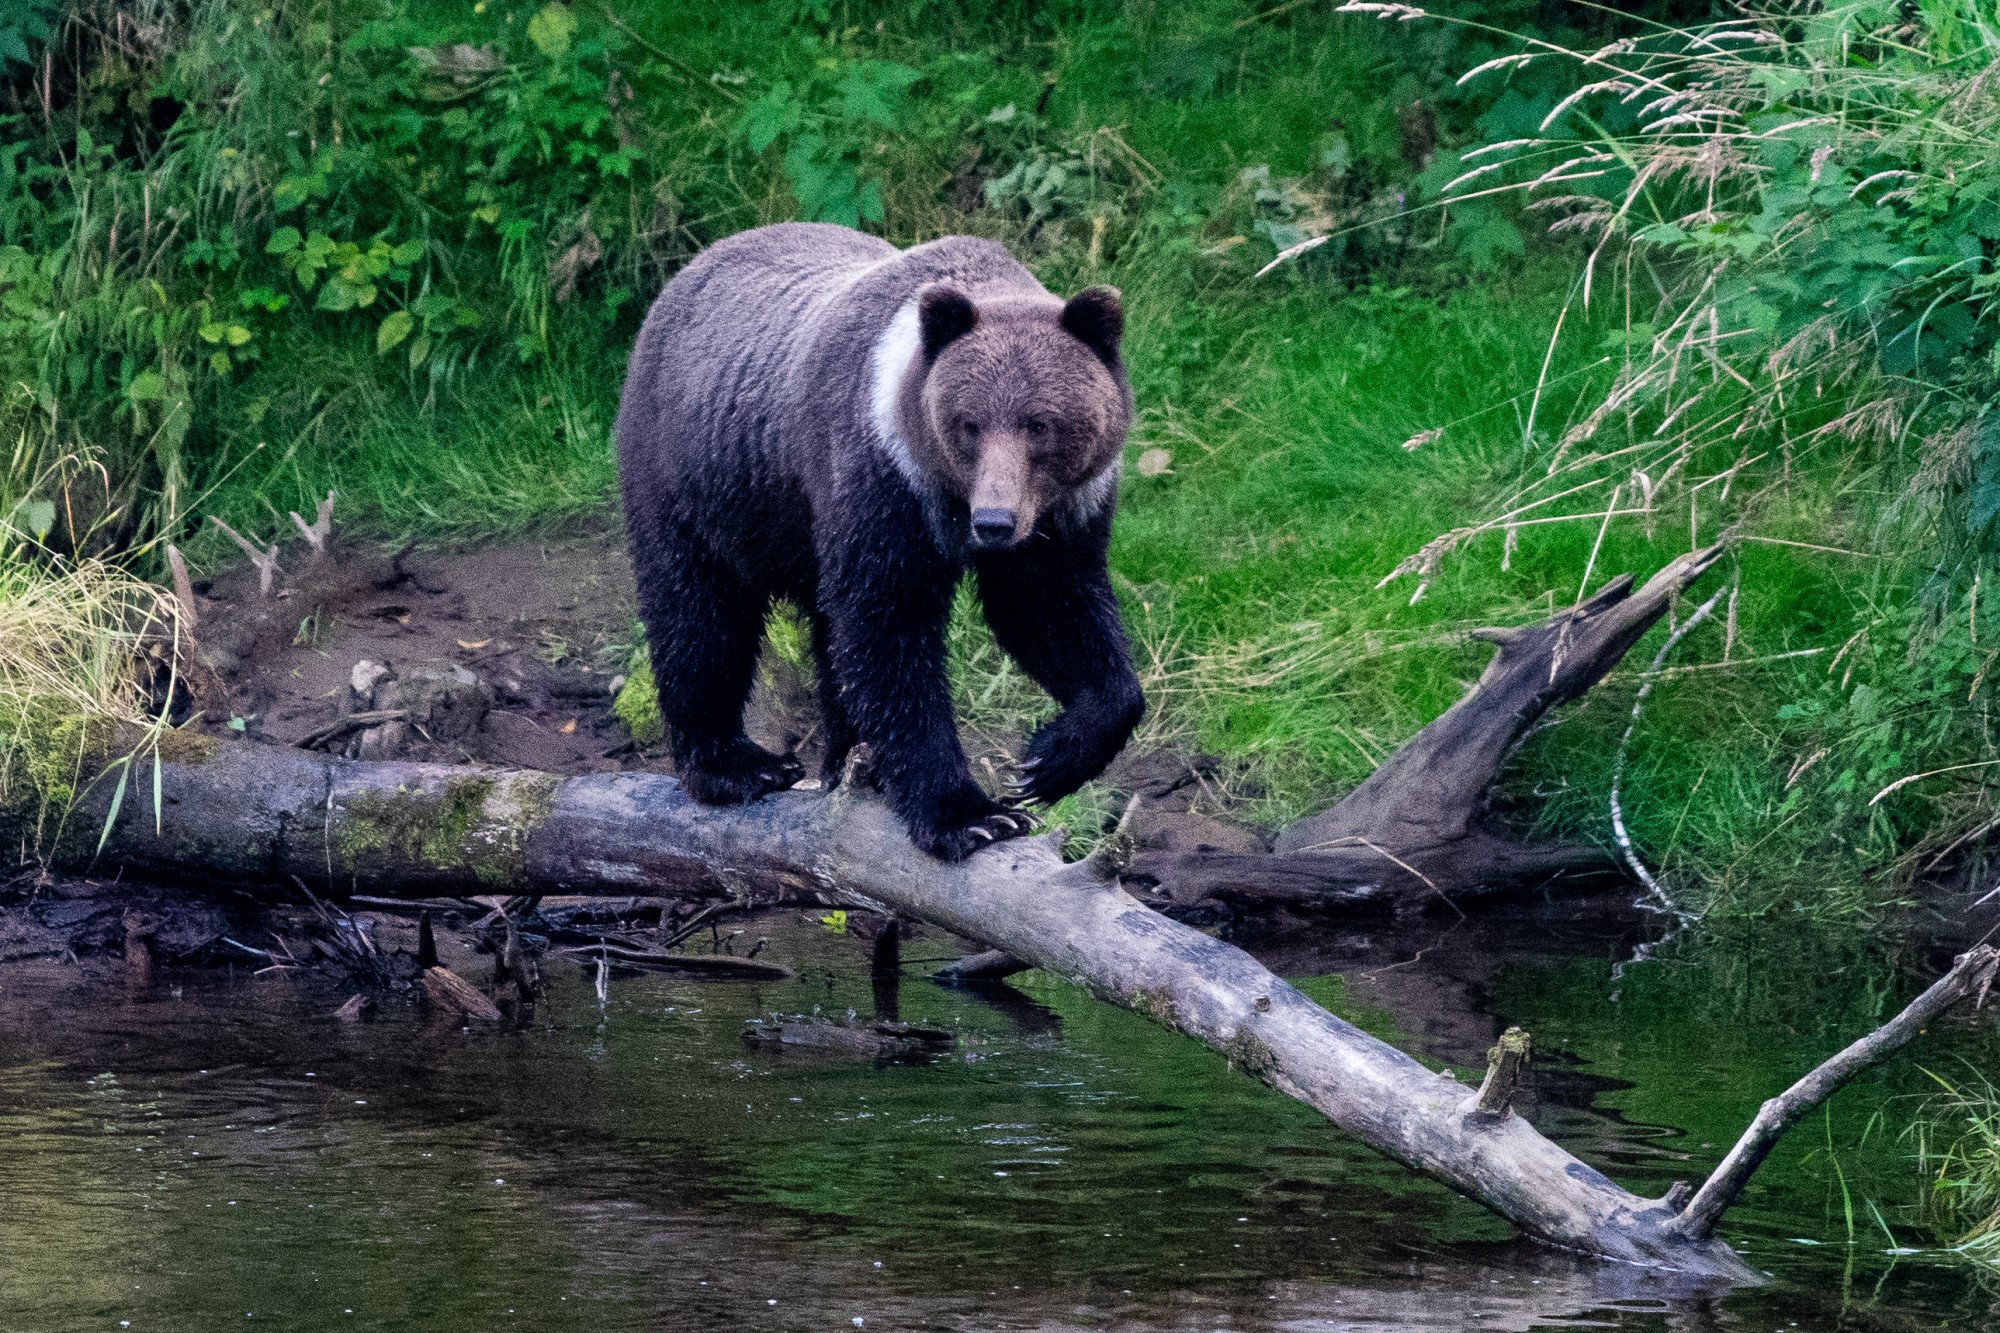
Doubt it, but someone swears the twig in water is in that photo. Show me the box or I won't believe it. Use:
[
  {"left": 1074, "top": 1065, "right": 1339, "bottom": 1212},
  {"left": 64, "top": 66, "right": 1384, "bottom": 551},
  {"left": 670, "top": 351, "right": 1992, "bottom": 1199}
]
[{"left": 1667, "top": 945, "right": 2000, "bottom": 1240}]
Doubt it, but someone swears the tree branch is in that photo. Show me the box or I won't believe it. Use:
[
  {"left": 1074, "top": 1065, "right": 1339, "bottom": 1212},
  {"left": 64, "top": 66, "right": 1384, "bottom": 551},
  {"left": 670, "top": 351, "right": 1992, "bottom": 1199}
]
[{"left": 1667, "top": 943, "right": 2000, "bottom": 1240}]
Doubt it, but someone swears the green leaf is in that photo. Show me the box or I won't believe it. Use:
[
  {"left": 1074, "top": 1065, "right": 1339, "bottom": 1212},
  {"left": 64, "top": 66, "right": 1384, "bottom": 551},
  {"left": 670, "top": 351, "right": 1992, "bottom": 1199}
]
[
  {"left": 127, "top": 369, "right": 166, "bottom": 401},
  {"left": 96, "top": 756, "right": 130, "bottom": 857},
  {"left": 526, "top": 3, "right": 576, "bottom": 59},
  {"left": 198, "top": 322, "right": 227, "bottom": 344},
  {"left": 265, "top": 226, "right": 302, "bottom": 255},
  {"left": 209, "top": 350, "right": 232, "bottom": 374},
  {"left": 408, "top": 333, "right": 432, "bottom": 369},
  {"left": 390, "top": 238, "right": 425, "bottom": 265},
  {"left": 226, "top": 325, "right": 252, "bottom": 347},
  {"left": 376, "top": 309, "right": 414, "bottom": 354},
  {"left": 23, "top": 498, "right": 54, "bottom": 542}
]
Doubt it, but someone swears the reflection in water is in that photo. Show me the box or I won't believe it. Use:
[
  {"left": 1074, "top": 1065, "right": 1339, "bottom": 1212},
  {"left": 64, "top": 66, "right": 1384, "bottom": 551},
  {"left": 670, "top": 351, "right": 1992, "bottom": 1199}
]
[{"left": 0, "top": 906, "right": 1995, "bottom": 1330}]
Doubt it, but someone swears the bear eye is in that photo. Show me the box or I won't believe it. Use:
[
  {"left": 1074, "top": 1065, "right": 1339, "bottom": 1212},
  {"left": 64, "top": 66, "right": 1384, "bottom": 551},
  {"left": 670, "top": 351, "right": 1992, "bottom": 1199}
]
[
  {"left": 959, "top": 419, "right": 981, "bottom": 439},
  {"left": 1023, "top": 419, "right": 1050, "bottom": 440}
]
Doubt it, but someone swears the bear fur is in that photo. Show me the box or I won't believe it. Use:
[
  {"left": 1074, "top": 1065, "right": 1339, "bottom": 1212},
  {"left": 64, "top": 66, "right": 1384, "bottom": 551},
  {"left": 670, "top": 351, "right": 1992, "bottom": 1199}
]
[{"left": 616, "top": 222, "right": 1144, "bottom": 861}]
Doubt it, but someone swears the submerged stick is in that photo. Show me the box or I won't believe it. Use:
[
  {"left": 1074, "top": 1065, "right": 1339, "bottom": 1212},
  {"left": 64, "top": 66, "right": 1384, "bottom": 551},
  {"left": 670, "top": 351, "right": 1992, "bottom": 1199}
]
[
  {"left": 1668, "top": 943, "right": 2000, "bottom": 1241},
  {"left": 29, "top": 738, "right": 1756, "bottom": 1276}
]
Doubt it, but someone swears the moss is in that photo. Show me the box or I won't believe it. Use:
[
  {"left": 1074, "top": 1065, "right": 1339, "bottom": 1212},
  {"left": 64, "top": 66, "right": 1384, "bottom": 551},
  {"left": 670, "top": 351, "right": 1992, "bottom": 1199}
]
[
  {"left": 614, "top": 661, "right": 664, "bottom": 745},
  {"left": 333, "top": 772, "right": 557, "bottom": 889},
  {"left": 422, "top": 775, "right": 496, "bottom": 867}
]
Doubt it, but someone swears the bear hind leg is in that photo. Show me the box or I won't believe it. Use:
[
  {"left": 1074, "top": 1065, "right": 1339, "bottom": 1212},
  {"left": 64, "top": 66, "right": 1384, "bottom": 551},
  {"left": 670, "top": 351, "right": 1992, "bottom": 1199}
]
[{"left": 639, "top": 540, "right": 803, "bottom": 805}]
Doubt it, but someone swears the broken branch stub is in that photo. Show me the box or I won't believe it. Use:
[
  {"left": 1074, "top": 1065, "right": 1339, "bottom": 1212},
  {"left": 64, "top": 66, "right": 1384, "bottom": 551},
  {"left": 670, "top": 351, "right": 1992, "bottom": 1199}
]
[
  {"left": 209, "top": 517, "right": 283, "bottom": 598},
  {"left": 290, "top": 490, "right": 337, "bottom": 559},
  {"left": 1475, "top": 1026, "right": 1531, "bottom": 1117}
]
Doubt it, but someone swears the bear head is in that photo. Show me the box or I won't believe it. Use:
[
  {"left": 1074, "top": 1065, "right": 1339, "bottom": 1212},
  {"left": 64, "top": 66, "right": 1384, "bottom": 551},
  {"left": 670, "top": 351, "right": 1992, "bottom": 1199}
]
[{"left": 892, "top": 281, "right": 1131, "bottom": 551}]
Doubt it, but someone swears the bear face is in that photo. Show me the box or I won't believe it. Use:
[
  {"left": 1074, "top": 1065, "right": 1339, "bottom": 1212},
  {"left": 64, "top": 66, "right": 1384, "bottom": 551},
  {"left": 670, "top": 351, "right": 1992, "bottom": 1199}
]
[{"left": 895, "top": 283, "right": 1131, "bottom": 551}]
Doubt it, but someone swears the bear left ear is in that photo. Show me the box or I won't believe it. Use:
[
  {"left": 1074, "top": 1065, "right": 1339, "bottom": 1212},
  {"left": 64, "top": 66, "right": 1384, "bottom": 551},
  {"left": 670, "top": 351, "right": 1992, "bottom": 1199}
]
[{"left": 1060, "top": 285, "right": 1123, "bottom": 365}]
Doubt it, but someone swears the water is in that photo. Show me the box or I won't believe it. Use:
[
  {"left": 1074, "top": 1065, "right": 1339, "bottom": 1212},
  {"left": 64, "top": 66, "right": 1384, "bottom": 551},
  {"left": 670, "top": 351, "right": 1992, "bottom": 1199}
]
[{"left": 1, "top": 902, "right": 1995, "bottom": 1330}]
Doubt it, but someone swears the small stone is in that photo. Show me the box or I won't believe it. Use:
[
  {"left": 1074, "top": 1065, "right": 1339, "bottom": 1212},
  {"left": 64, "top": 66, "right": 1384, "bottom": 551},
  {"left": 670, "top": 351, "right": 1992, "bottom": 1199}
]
[{"left": 1135, "top": 447, "right": 1173, "bottom": 477}]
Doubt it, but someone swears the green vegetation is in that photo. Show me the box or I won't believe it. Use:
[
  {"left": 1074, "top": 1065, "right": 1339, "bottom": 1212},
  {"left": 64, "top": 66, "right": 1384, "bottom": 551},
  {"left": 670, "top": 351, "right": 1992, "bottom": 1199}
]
[
  {"left": 1913, "top": 1068, "right": 2000, "bottom": 1266},
  {"left": 2, "top": 1, "right": 1998, "bottom": 919}
]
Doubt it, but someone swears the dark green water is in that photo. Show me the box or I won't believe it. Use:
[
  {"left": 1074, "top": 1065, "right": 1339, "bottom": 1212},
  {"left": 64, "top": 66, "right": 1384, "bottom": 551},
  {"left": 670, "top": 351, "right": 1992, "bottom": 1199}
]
[{"left": 2, "top": 903, "right": 1995, "bottom": 1330}]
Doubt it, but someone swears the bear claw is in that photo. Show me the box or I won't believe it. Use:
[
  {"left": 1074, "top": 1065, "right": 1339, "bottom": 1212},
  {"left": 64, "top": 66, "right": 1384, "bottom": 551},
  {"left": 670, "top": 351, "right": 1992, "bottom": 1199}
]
[
  {"left": 911, "top": 806, "right": 1036, "bottom": 861},
  {"left": 679, "top": 741, "right": 806, "bottom": 805}
]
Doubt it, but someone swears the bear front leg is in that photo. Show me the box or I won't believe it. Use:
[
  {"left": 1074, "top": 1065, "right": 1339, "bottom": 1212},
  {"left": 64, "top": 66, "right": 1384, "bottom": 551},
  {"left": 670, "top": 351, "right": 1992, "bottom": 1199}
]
[
  {"left": 820, "top": 543, "right": 1031, "bottom": 862},
  {"left": 975, "top": 517, "right": 1145, "bottom": 806}
]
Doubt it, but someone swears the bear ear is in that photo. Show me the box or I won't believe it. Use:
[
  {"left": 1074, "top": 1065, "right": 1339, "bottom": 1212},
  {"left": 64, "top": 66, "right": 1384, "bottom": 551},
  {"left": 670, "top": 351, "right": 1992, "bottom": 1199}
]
[
  {"left": 917, "top": 282, "right": 978, "bottom": 358},
  {"left": 1060, "top": 285, "right": 1124, "bottom": 365}
]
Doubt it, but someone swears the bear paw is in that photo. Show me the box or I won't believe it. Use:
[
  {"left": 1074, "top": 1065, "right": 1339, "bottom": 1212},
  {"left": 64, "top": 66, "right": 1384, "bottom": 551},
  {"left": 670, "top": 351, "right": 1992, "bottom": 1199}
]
[
  {"left": 909, "top": 803, "right": 1036, "bottom": 863},
  {"left": 679, "top": 740, "right": 806, "bottom": 805},
  {"left": 1005, "top": 701, "right": 1136, "bottom": 806}
]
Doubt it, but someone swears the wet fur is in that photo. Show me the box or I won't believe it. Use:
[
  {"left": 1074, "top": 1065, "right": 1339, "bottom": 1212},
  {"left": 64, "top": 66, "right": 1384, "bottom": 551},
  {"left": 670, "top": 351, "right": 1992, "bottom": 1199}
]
[{"left": 616, "top": 222, "right": 1144, "bottom": 861}]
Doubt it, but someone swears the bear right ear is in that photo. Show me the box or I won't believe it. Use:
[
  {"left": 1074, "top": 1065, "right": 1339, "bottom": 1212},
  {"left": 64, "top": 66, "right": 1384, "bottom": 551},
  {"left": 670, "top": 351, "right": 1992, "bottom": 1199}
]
[{"left": 917, "top": 283, "right": 978, "bottom": 358}]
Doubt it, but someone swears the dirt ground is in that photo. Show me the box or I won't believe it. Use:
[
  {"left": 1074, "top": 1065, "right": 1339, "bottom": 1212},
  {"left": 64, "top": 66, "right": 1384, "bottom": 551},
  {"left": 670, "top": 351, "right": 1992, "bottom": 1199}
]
[{"left": 187, "top": 530, "right": 646, "bottom": 773}]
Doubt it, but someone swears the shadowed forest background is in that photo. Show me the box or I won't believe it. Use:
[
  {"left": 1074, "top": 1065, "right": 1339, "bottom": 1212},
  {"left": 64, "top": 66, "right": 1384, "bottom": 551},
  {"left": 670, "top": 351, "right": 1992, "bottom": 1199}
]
[{"left": 6, "top": 0, "right": 2000, "bottom": 1318}]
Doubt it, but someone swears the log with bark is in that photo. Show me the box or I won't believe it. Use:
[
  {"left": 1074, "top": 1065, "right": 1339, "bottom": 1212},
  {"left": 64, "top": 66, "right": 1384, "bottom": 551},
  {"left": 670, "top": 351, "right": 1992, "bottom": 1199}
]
[{"left": 19, "top": 541, "right": 1984, "bottom": 1278}]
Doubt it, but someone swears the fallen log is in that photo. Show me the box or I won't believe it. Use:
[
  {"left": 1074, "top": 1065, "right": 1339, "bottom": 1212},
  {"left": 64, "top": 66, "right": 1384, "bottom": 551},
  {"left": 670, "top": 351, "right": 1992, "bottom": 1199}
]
[
  {"left": 15, "top": 733, "right": 1772, "bottom": 1274},
  {"left": 1127, "top": 542, "right": 1727, "bottom": 911}
]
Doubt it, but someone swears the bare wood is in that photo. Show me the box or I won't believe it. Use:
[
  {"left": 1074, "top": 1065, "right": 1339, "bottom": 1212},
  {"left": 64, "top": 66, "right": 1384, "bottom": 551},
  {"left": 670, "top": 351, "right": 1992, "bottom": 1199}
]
[
  {"left": 420, "top": 964, "right": 502, "bottom": 1021},
  {"left": 554, "top": 941, "right": 792, "bottom": 979},
  {"left": 1667, "top": 944, "right": 2000, "bottom": 1241},
  {"left": 164, "top": 544, "right": 199, "bottom": 629},
  {"left": 25, "top": 738, "right": 1752, "bottom": 1276},
  {"left": 289, "top": 490, "right": 337, "bottom": 559},
  {"left": 1474, "top": 1026, "right": 1531, "bottom": 1117},
  {"left": 209, "top": 517, "right": 282, "bottom": 597},
  {"left": 933, "top": 949, "right": 1032, "bottom": 983},
  {"left": 296, "top": 709, "right": 408, "bottom": 751}
]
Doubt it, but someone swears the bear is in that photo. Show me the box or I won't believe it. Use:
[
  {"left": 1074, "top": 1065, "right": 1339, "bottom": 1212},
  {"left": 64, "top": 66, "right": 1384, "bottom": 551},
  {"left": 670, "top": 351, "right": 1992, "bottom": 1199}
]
[{"left": 615, "top": 221, "right": 1145, "bottom": 861}]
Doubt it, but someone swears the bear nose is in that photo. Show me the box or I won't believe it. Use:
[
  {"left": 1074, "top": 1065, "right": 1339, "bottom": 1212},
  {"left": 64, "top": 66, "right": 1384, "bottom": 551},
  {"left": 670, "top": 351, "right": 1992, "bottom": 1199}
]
[{"left": 970, "top": 507, "right": 1018, "bottom": 549}]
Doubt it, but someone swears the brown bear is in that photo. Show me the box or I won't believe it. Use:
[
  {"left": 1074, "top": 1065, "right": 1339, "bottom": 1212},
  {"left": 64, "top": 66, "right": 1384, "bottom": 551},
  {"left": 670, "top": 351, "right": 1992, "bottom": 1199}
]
[{"left": 615, "top": 222, "right": 1143, "bottom": 860}]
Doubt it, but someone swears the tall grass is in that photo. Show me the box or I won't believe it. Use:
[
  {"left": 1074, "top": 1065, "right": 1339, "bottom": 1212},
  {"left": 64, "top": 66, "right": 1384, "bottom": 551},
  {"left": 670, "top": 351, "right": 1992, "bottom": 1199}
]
[{"left": 0, "top": 509, "right": 181, "bottom": 844}]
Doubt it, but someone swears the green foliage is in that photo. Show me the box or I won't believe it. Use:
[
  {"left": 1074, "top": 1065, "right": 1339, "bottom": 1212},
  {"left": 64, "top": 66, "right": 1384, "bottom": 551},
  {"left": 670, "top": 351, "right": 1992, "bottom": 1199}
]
[{"left": 741, "top": 50, "right": 922, "bottom": 226}]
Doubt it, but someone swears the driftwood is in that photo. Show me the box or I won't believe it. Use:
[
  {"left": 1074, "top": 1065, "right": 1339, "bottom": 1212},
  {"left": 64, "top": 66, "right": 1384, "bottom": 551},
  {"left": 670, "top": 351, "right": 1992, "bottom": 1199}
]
[
  {"left": 1128, "top": 543, "right": 1726, "bottom": 911},
  {"left": 19, "top": 542, "right": 1978, "bottom": 1276},
  {"left": 1666, "top": 942, "right": 2000, "bottom": 1241}
]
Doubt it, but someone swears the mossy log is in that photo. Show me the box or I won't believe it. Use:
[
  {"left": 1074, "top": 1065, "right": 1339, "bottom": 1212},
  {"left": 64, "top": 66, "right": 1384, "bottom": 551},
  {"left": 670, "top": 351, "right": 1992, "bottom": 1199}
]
[{"left": 14, "top": 732, "right": 1757, "bottom": 1278}]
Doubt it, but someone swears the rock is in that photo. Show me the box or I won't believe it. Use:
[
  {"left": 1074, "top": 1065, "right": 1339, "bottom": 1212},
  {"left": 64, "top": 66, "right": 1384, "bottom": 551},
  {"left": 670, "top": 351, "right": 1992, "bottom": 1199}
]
[
  {"left": 352, "top": 719, "right": 411, "bottom": 760},
  {"left": 350, "top": 658, "right": 394, "bottom": 702}
]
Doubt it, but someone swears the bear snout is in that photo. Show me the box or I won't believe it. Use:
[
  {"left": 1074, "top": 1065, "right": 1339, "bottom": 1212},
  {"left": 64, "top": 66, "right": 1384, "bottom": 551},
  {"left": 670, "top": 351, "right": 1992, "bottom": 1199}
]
[{"left": 970, "top": 507, "right": 1019, "bottom": 550}]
